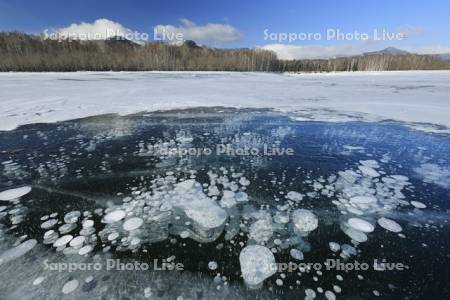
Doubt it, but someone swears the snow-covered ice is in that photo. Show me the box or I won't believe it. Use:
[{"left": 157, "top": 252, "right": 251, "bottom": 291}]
[{"left": 1, "top": 71, "right": 450, "bottom": 133}]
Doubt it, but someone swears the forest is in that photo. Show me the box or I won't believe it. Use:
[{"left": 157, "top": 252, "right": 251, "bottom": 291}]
[{"left": 1, "top": 32, "right": 449, "bottom": 72}]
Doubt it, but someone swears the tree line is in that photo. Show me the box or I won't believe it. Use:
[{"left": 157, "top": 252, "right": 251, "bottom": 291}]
[{"left": 1, "top": 32, "right": 449, "bottom": 72}]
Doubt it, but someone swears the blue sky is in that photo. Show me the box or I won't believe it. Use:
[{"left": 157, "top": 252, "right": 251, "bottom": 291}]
[{"left": 1, "top": 0, "right": 450, "bottom": 58}]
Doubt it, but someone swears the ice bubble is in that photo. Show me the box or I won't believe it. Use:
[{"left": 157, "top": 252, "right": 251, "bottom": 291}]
[
  {"left": 377, "top": 217, "right": 402, "bottom": 233},
  {"left": 410, "top": 201, "right": 426, "bottom": 209},
  {"left": 413, "top": 163, "right": 450, "bottom": 189},
  {"left": 78, "top": 245, "right": 93, "bottom": 255},
  {"left": 64, "top": 211, "right": 81, "bottom": 224},
  {"left": 348, "top": 218, "right": 375, "bottom": 233},
  {"left": 44, "top": 230, "right": 56, "bottom": 239},
  {"left": 235, "top": 191, "right": 248, "bottom": 202},
  {"left": 325, "top": 290, "right": 336, "bottom": 300},
  {"left": 103, "top": 210, "right": 126, "bottom": 223},
  {"left": 69, "top": 236, "right": 86, "bottom": 247},
  {"left": 171, "top": 180, "right": 228, "bottom": 231},
  {"left": 360, "top": 160, "right": 380, "bottom": 168},
  {"left": 291, "top": 209, "right": 318, "bottom": 233},
  {"left": 358, "top": 165, "right": 380, "bottom": 177},
  {"left": 41, "top": 219, "right": 58, "bottom": 229},
  {"left": 290, "top": 248, "right": 304, "bottom": 260},
  {"left": 305, "top": 288, "right": 316, "bottom": 298},
  {"left": 329, "top": 242, "right": 340, "bottom": 252},
  {"left": 344, "top": 227, "right": 368, "bottom": 243},
  {"left": 180, "top": 231, "right": 190, "bottom": 238},
  {"left": 0, "top": 186, "right": 32, "bottom": 201},
  {"left": 249, "top": 219, "right": 273, "bottom": 242},
  {"left": 208, "top": 261, "right": 218, "bottom": 270},
  {"left": 80, "top": 227, "right": 95, "bottom": 236},
  {"left": 82, "top": 219, "right": 94, "bottom": 228},
  {"left": 391, "top": 175, "right": 409, "bottom": 181},
  {"left": 59, "top": 223, "right": 77, "bottom": 234},
  {"left": 53, "top": 235, "right": 73, "bottom": 247},
  {"left": 347, "top": 207, "right": 364, "bottom": 215},
  {"left": 108, "top": 232, "right": 119, "bottom": 241},
  {"left": 341, "top": 244, "right": 357, "bottom": 257},
  {"left": 0, "top": 239, "right": 37, "bottom": 264},
  {"left": 286, "top": 191, "right": 303, "bottom": 202},
  {"left": 130, "top": 237, "right": 141, "bottom": 246},
  {"left": 123, "top": 217, "right": 144, "bottom": 231},
  {"left": 33, "top": 276, "right": 45, "bottom": 286},
  {"left": 333, "top": 285, "right": 342, "bottom": 293},
  {"left": 349, "top": 196, "right": 377, "bottom": 204},
  {"left": 62, "top": 279, "right": 79, "bottom": 294},
  {"left": 239, "top": 245, "right": 276, "bottom": 288}
]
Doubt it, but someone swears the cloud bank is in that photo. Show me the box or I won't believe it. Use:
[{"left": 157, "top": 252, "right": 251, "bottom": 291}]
[
  {"left": 154, "top": 18, "right": 242, "bottom": 45},
  {"left": 55, "top": 19, "right": 139, "bottom": 41}
]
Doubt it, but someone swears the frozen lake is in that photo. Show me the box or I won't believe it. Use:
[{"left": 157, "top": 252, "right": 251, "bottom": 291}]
[
  {"left": 0, "top": 108, "right": 449, "bottom": 299},
  {"left": 1, "top": 71, "right": 450, "bottom": 133}
]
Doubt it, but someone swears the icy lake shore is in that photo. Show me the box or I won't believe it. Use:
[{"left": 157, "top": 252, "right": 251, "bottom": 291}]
[{"left": 0, "top": 71, "right": 450, "bottom": 133}]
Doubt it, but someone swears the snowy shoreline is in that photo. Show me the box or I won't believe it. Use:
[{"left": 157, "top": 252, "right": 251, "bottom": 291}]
[{"left": 1, "top": 70, "right": 449, "bottom": 133}]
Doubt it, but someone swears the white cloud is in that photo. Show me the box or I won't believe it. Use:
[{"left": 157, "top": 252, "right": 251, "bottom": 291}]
[
  {"left": 53, "top": 19, "right": 144, "bottom": 43},
  {"left": 154, "top": 19, "right": 242, "bottom": 45},
  {"left": 260, "top": 43, "right": 369, "bottom": 59}
]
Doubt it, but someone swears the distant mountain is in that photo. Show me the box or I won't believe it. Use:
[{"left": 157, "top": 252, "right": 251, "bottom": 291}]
[
  {"left": 364, "top": 47, "right": 410, "bottom": 56},
  {"left": 435, "top": 53, "right": 450, "bottom": 61},
  {"left": 105, "top": 36, "right": 139, "bottom": 46}
]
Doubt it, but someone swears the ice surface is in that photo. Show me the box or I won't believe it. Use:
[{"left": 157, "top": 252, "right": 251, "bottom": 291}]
[
  {"left": 1, "top": 71, "right": 450, "bottom": 133},
  {"left": 239, "top": 245, "right": 276, "bottom": 288},
  {"left": 0, "top": 186, "right": 31, "bottom": 201}
]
